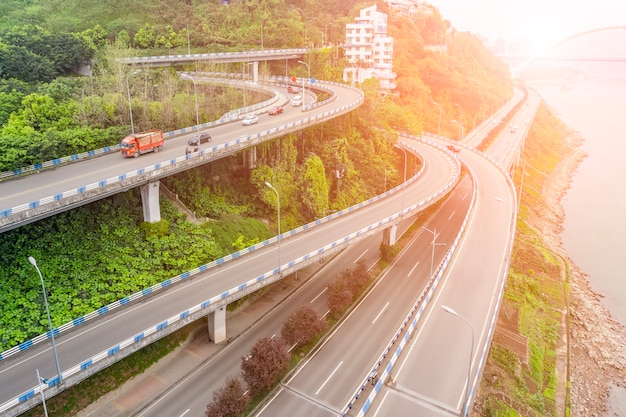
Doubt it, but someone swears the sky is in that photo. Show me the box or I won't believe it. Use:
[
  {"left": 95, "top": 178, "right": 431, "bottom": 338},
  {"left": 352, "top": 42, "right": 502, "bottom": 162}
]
[{"left": 428, "top": 0, "right": 626, "bottom": 53}]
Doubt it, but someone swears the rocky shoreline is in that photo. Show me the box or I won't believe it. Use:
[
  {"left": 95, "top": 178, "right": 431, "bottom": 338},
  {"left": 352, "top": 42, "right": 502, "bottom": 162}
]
[{"left": 531, "top": 133, "right": 626, "bottom": 416}]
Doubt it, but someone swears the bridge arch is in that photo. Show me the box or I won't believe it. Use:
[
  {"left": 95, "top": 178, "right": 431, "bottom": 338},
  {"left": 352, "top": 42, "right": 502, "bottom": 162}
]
[{"left": 513, "top": 25, "right": 626, "bottom": 77}]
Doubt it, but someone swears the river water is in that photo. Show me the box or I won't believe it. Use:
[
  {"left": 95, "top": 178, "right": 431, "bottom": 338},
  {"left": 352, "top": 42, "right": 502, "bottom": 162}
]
[{"left": 528, "top": 67, "right": 626, "bottom": 415}]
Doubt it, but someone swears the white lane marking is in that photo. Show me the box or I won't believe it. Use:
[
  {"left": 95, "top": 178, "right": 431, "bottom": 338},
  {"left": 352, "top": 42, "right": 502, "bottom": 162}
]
[
  {"left": 408, "top": 261, "right": 420, "bottom": 277},
  {"left": 372, "top": 302, "right": 390, "bottom": 325},
  {"left": 179, "top": 409, "right": 190, "bottom": 417},
  {"left": 354, "top": 249, "right": 368, "bottom": 263},
  {"left": 316, "top": 361, "right": 343, "bottom": 395},
  {"left": 494, "top": 197, "right": 504, "bottom": 202},
  {"left": 310, "top": 287, "right": 328, "bottom": 303},
  {"left": 371, "top": 390, "right": 390, "bottom": 417},
  {"left": 448, "top": 210, "right": 455, "bottom": 220}
]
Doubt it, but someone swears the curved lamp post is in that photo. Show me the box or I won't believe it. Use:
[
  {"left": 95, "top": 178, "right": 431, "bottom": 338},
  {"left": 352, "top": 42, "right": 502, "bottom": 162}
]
[
  {"left": 180, "top": 73, "right": 199, "bottom": 127},
  {"left": 297, "top": 60, "right": 311, "bottom": 119},
  {"left": 36, "top": 369, "right": 49, "bottom": 417},
  {"left": 297, "top": 60, "right": 310, "bottom": 92},
  {"left": 126, "top": 70, "right": 142, "bottom": 135},
  {"left": 421, "top": 226, "right": 446, "bottom": 277},
  {"left": 441, "top": 305, "right": 475, "bottom": 417},
  {"left": 28, "top": 256, "right": 62, "bottom": 386},
  {"left": 265, "top": 182, "right": 281, "bottom": 270}
]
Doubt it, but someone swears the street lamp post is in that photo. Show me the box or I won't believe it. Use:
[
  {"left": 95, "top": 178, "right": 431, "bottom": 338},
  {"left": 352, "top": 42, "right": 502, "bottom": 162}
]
[
  {"left": 433, "top": 101, "right": 442, "bottom": 137},
  {"left": 180, "top": 73, "right": 199, "bottom": 127},
  {"left": 36, "top": 369, "right": 49, "bottom": 417},
  {"left": 297, "top": 60, "right": 310, "bottom": 93},
  {"left": 421, "top": 226, "right": 446, "bottom": 277},
  {"left": 511, "top": 148, "right": 526, "bottom": 212},
  {"left": 441, "top": 305, "right": 475, "bottom": 417},
  {"left": 28, "top": 256, "right": 62, "bottom": 385},
  {"left": 260, "top": 16, "right": 267, "bottom": 50},
  {"left": 394, "top": 144, "right": 407, "bottom": 211},
  {"left": 297, "top": 60, "right": 311, "bottom": 119},
  {"left": 126, "top": 70, "right": 142, "bottom": 135},
  {"left": 454, "top": 103, "right": 464, "bottom": 141},
  {"left": 265, "top": 182, "right": 281, "bottom": 270}
]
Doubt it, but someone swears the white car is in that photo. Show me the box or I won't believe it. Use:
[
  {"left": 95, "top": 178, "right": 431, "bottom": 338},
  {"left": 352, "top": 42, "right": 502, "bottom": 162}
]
[
  {"left": 242, "top": 115, "right": 259, "bottom": 126},
  {"left": 291, "top": 95, "right": 303, "bottom": 106}
]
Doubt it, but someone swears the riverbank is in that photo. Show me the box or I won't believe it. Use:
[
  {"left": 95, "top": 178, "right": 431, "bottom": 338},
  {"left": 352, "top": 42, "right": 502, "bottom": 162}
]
[
  {"left": 474, "top": 103, "right": 626, "bottom": 416},
  {"left": 528, "top": 119, "right": 626, "bottom": 417}
]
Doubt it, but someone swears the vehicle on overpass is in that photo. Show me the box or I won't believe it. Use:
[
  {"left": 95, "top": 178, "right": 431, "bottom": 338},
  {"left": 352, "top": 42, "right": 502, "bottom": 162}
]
[
  {"left": 242, "top": 114, "right": 259, "bottom": 126},
  {"left": 291, "top": 95, "right": 303, "bottom": 106},
  {"left": 188, "top": 132, "right": 212, "bottom": 146},
  {"left": 119, "top": 130, "right": 164, "bottom": 158}
]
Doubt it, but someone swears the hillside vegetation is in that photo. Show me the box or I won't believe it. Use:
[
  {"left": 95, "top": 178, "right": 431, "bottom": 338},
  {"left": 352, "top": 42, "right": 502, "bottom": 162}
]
[{"left": 0, "top": 1, "right": 512, "bottom": 355}]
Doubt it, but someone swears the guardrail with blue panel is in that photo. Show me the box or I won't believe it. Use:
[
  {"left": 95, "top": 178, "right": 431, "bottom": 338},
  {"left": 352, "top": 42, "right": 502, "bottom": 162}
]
[
  {"left": 0, "top": 136, "right": 459, "bottom": 415},
  {"left": 0, "top": 79, "right": 357, "bottom": 221},
  {"left": 0, "top": 74, "right": 336, "bottom": 182},
  {"left": 350, "top": 136, "right": 519, "bottom": 417}
]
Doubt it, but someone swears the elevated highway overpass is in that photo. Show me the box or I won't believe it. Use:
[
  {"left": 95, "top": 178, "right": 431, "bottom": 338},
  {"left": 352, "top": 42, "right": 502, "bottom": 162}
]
[
  {"left": 117, "top": 48, "right": 307, "bottom": 68},
  {"left": 0, "top": 69, "right": 466, "bottom": 415},
  {"left": 0, "top": 46, "right": 532, "bottom": 415},
  {"left": 0, "top": 77, "right": 361, "bottom": 233}
]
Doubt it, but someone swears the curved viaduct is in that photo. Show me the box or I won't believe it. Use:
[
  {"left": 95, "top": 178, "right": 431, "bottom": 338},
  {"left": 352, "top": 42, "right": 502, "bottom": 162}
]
[{"left": 0, "top": 71, "right": 464, "bottom": 414}]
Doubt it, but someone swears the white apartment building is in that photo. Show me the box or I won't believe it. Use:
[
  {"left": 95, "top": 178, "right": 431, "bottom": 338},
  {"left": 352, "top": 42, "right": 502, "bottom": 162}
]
[{"left": 343, "top": 5, "right": 396, "bottom": 92}]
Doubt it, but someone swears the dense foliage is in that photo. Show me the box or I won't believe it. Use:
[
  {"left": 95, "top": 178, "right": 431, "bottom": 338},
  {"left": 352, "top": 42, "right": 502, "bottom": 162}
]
[
  {"left": 0, "top": 0, "right": 513, "bottom": 352},
  {"left": 0, "top": 193, "right": 270, "bottom": 350}
]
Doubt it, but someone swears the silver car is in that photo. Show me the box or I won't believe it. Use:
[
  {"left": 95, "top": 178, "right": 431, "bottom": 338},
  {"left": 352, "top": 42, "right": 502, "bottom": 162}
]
[{"left": 242, "top": 115, "right": 259, "bottom": 126}]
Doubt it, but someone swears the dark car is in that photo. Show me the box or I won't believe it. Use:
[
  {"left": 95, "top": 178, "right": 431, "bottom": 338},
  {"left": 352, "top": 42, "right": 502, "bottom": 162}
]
[
  {"left": 287, "top": 85, "right": 300, "bottom": 94},
  {"left": 447, "top": 144, "right": 460, "bottom": 153},
  {"left": 188, "top": 132, "right": 211, "bottom": 146},
  {"left": 268, "top": 106, "right": 283, "bottom": 115}
]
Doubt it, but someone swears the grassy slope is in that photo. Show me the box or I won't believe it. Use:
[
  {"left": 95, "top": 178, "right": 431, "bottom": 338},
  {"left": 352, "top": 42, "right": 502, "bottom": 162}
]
[{"left": 473, "top": 103, "right": 576, "bottom": 416}]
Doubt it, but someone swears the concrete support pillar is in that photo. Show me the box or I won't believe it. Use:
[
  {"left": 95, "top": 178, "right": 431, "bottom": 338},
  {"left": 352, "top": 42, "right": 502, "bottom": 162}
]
[
  {"left": 243, "top": 147, "right": 257, "bottom": 170},
  {"left": 251, "top": 61, "right": 259, "bottom": 83},
  {"left": 208, "top": 307, "right": 227, "bottom": 343},
  {"left": 140, "top": 180, "right": 161, "bottom": 223},
  {"left": 383, "top": 223, "right": 398, "bottom": 246}
]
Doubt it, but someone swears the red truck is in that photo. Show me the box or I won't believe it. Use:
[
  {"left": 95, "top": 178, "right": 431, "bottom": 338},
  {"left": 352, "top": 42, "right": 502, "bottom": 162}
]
[{"left": 120, "top": 130, "right": 164, "bottom": 158}]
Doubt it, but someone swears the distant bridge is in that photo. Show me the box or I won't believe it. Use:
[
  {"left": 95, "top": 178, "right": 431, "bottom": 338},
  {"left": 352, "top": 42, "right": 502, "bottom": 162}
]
[{"left": 508, "top": 25, "right": 626, "bottom": 77}]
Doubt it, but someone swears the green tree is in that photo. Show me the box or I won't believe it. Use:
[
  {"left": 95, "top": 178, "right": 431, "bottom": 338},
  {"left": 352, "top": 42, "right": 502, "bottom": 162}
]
[
  {"left": 9, "top": 93, "right": 77, "bottom": 132},
  {"left": 134, "top": 23, "right": 156, "bottom": 48},
  {"left": 80, "top": 24, "right": 108, "bottom": 49},
  {"left": 1, "top": 24, "right": 94, "bottom": 74},
  {"left": 300, "top": 154, "right": 329, "bottom": 218},
  {"left": 0, "top": 90, "right": 25, "bottom": 127},
  {"left": 0, "top": 42, "right": 55, "bottom": 82},
  {"left": 115, "top": 29, "right": 131, "bottom": 48}
]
